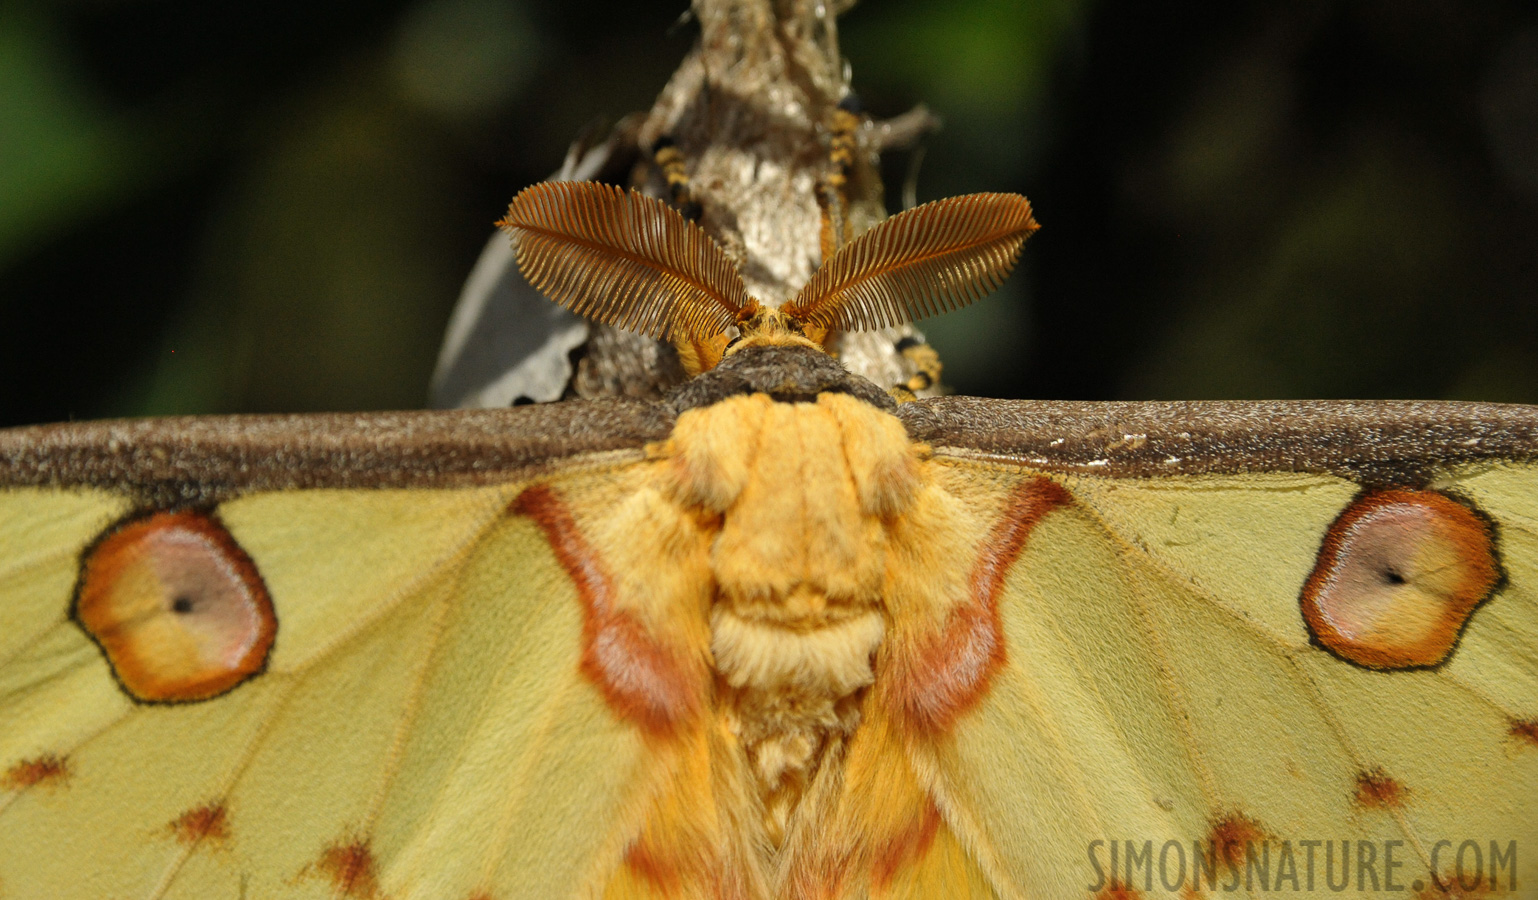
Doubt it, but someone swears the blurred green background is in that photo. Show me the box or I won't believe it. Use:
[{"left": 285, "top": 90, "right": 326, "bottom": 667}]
[{"left": 2, "top": 0, "right": 1536, "bottom": 426}]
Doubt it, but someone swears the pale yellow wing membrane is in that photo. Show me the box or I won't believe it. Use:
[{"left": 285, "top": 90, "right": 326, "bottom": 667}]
[
  {"left": 0, "top": 468, "right": 651, "bottom": 900},
  {"left": 0, "top": 488, "right": 128, "bottom": 671},
  {"left": 0, "top": 488, "right": 135, "bottom": 797},
  {"left": 926, "top": 461, "right": 1538, "bottom": 900}
]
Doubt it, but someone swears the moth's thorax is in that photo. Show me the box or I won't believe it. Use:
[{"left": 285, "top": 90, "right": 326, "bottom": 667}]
[
  {"left": 561, "top": 362, "right": 999, "bottom": 885},
  {"left": 659, "top": 391, "right": 920, "bottom": 840}
]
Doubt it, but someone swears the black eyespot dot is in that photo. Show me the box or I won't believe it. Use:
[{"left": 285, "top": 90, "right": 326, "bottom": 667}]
[
  {"left": 1381, "top": 568, "right": 1408, "bottom": 586},
  {"left": 171, "top": 596, "right": 195, "bottom": 614}
]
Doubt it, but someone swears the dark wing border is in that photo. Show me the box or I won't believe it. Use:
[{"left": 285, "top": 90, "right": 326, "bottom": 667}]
[
  {"left": 0, "top": 401, "right": 673, "bottom": 505},
  {"left": 900, "top": 398, "right": 1538, "bottom": 485},
  {"left": 10, "top": 397, "right": 1536, "bottom": 501}
]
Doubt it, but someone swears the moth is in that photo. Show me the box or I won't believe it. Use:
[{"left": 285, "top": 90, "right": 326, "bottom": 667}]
[{"left": 2, "top": 3, "right": 1537, "bottom": 900}]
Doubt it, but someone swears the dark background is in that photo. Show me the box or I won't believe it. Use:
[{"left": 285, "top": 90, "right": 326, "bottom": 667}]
[{"left": 3, "top": 0, "right": 1536, "bottom": 426}]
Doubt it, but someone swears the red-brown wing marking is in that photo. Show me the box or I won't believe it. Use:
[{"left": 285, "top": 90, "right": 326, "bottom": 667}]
[
  {"left": 1510, "top": 719, "right": 1538, "bottom": 748},
  {"left": 314, "top": 839, "right": 383, "bottom": 899},
  {"left": 0, "top": 754, "right": 69, "bottom": 790},
  {"left": 1207, "top": 811, "right": 1270, "bottom": 874},
  {"left": 512, "top": 485, "right": 705, "bottom": 737},
  {"left": 868, "top": 801, "right": 942, "bottom": 889},
  {"left": 1095, "top": 881, "right": 1145, "bottom": 900},
  {"left": 621, "top": 840, "right": 684, "bottom": 895},
  {"left": 1300, "top": 490, "right": 1499, "bottom": 670},
  {"left": 73, "top": 510, "right": 275, "bottom": 703},
  {"left": 1353, "top": 768, "right": 1408, "bottom": 809},
  {"left": 881, "top": 477, "right": 1071, "bottom": 734},
  {"left": 168, "top": 803, "right": 230, "bottom": 844}
]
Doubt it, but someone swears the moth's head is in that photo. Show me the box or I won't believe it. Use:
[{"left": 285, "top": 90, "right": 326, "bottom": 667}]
[
  {"left": 727, "top": 303, "right": 825, "bottom": 357},
  {"left": 497, "top": 181, "right": 1038, "bottom": 377}
]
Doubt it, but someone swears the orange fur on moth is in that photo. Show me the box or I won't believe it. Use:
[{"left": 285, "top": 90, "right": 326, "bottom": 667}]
[
  {"left": 544, "top": 388, "right": 1030, "bottom": 891},
  {"left": 880, "top": 477, "right": 1070, "bottom": 736}
]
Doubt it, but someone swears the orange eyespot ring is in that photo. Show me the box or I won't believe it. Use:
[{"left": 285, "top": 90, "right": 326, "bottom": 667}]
[
  {"left": 1301, "top": 490, "right": 1500, "bottom": 669},
  {"left": 73, "top": 510, "right": 275, "bottom": 702}
]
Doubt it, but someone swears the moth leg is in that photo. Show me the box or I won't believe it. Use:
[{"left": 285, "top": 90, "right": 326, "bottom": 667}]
[
  {"left": 817, "top": 93, "right": 864, "bottom": 260},
  {"left": 889, "top": 334, "right": 943, "bottom": 402},
  {"left": 649, "top": 135, "right": 702, "bottom": 221}
]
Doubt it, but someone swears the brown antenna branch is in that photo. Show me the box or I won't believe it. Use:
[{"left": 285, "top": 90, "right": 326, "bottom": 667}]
[
  {"left": 783, "top": 193, "right": 1038, "bottom": 333},
  {"left": 499, "top": 182, "right": 749, "bottom": 342}
]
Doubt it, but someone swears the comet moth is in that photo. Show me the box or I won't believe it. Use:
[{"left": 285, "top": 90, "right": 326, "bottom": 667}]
[
  {"left": 2, "top": 9, "right": 1538, "bottom": 900},
  {"left": 0, "top": 168, "right": 1535, "bottom": 899}
]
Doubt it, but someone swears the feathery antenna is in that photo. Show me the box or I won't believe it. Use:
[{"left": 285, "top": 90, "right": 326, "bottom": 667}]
[
  {"left": 783, "top": 193, "right": 1038, "bottom": 333},
  {"left": 498, "top": 182, "right": 749, "bottom": 343}
]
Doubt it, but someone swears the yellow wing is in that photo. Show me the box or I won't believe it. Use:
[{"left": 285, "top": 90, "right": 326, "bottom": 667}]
[
  {"left": 0, "top": 410, "right": 668, "bottom": 900},
  {"left": 902, "top": 401, "right": 1538, "bottom": 900}
]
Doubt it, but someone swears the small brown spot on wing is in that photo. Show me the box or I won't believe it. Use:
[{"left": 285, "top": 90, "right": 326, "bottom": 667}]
[
  {"left": 74, "top": 510, "right": 276, "bottom": 702},
  {"left": 169, "top": 803, "right": 229, "bottom": 844},
  {"left": 1096, "top": 880, "right": 1144, "bottom": 900},
  {"left": 1301, "top": 490, "right": 1499, "bottom": 669},
  {"left": 1354, "top": 768, "right": 1407, "bottom": 809},
  {"left": 1208, "top": 812, "right": 1269, "bottom": 871},
  {"left": 1, "top": 754, "right": 69, "bottom": 790},
  {"left": 1509, "top": 719, "right": 1538, "bottom": 748},
  {"left": 317, "top": 840, "right": 382, "bottom": 899}
]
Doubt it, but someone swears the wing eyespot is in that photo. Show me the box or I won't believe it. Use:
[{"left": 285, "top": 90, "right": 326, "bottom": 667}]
[
  {"left": 73, "top": 509, "right": 276, "bottom": 703},
  {"left": 1300, "top": 489, "right": 1500, "bottom": 670}
]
